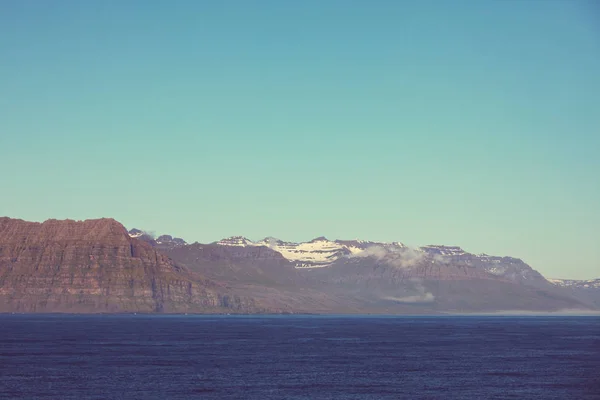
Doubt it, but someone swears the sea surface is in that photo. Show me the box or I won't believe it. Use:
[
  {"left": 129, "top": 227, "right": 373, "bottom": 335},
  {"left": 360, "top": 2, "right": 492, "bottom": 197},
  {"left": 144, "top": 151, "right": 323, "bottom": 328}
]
[{"left": 0, "top": 315, "right": 598, "bottom": 399}]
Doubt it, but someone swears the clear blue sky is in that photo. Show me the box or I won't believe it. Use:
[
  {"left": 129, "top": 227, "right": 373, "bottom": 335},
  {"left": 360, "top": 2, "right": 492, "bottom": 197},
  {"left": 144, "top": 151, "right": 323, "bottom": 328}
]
[{"left": 1, "top": 1, "right": 599, "bottom": 279}]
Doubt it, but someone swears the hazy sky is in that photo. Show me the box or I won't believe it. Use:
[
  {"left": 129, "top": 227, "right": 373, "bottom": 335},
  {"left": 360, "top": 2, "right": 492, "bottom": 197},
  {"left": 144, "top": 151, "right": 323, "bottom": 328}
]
[{"left": 1, "top": 1, "right": 599, "bottom": 279}]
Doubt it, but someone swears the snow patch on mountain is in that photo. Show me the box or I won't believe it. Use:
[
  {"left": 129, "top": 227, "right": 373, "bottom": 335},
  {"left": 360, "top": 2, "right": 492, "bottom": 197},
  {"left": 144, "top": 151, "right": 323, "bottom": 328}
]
[
  {"left": 548, "top": 278, "right": 600, "bottom": 289},
  {"left": 211, "top": 235, "right": 546, "bottom": 277},
  {"left": 215, "top": 236, "right": 256, "bottom": 247},
  {"left": 128, "top": 229, "right": 145, "bottom": 239},
  {"left": 419, "top": 245, "right": 466, "bottom": 256},
  {"left": 128, "top": 227, "right": 593, "bottom": 289},
  {"left": 254, "top": 237, "right": 356, "bottom": 267},
  {"left": 212, "top": 236, "right": 407, "bottom": 268}
]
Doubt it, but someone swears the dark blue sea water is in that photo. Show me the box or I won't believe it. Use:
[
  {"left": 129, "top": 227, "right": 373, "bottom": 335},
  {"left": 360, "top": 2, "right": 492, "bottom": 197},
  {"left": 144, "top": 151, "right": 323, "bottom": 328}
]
[{"left": 0, "top": 315, "right": 598, "bottom": 399}]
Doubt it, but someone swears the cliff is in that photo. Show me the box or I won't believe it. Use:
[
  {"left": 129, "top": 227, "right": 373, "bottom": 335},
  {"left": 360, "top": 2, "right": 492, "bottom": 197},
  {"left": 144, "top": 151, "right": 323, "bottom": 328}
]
[{"left": 0, "top": 218, "right": 259, "bottom": 313}]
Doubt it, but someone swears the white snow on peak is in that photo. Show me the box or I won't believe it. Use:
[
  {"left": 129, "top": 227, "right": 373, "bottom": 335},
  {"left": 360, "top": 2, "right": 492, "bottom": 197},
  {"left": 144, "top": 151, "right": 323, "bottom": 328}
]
[
  {"left": 547, "top": 278, "right": 600, "bottom": 289},
  {"left": 420, "top": 245, "right": 466, "bottom": 256},
  {"left": 215, "top": 236, "right": 255, "bottom": 247},
  {"left": 256, "top": 237, "right": 349, "bottom": 266},
  {"left": 128, "top": 229, "right": 146, "bottom": 239},
  {"left": 214, "top": 236, "right": 409, "bottom": 268}
]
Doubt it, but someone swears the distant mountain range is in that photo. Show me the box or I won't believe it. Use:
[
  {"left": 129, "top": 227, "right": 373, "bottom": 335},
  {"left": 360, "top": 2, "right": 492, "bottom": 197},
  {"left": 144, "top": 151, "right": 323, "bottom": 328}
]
[
  {"left": 0, "top": 217, "right": 597, "bottom": 314},
  {"left": 132, "top": 231, "right": 572, "bottom": 287},
  {"left": 126, "top": 226, "right": 600, "bottom": 313}
]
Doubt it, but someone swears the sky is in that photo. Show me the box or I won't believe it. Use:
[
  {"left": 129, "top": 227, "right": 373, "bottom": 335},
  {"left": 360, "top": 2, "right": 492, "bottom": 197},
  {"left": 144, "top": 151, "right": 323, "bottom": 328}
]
[{"left": 1, "top": 0, "right": 599, "bottom": 279}]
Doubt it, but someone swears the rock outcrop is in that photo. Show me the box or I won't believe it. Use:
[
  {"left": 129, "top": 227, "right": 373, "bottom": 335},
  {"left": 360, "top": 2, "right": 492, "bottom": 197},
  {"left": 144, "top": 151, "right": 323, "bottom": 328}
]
[{"left": 0, "top": 218, "right": 259, "bottom": 313}]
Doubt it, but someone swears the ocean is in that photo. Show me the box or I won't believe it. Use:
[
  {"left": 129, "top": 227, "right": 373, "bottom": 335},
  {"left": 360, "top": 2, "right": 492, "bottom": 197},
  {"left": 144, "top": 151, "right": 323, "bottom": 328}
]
[{"left": 0, "top": 315, "right": 598, "bottom": 399}]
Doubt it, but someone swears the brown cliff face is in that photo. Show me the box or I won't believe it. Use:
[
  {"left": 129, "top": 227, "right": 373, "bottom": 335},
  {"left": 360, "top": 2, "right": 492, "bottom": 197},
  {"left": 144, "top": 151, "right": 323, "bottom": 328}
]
[{"left": 0, "top": 218, "right": 259, "bottom": 313}]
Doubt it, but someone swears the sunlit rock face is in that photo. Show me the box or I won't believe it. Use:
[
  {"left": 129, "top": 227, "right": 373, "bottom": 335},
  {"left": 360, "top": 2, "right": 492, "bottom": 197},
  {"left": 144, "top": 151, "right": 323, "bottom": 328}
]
[{"left": 0, "top": 218, "right": 260, "bottom": 313}]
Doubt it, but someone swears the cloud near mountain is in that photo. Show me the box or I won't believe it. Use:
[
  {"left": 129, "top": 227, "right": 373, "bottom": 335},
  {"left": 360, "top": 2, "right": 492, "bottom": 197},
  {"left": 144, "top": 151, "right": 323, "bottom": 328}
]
[{"left": 351, "top": 245, "right": 447, "bottom": 269}]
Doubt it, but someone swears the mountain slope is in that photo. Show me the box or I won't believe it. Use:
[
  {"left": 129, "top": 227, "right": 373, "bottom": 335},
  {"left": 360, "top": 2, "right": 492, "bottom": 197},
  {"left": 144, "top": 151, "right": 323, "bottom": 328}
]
[
  {"left": 305, "top": 253, "right": 588, "bottom": 312},
  {"left": 165, "top": 242, "right": 297, "bottom": 285},
  {"left": 161, "top": 243, "right": 366, "bottom": 313},
  {"left": 547, "top": 278, "right": 600, "bottom": 309}
]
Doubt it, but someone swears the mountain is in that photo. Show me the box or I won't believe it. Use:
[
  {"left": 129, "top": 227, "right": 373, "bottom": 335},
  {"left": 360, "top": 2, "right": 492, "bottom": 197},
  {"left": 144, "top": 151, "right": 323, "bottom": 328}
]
[
  {"left": 166, "top": 242, "right": 295, "bottom": 285},
  {"left": 132, "top": 230, "right": 358, "bottom": 313},
  {"left": 0, "top": 218, "right": 261, "bottom": 313},
  {"left": 160, "top": 242, "right": 365, "bottom": 313},
  {"left": 2, "top": 218, "right": 595, "bottom": 314},
  {"left": 305, "top": 245, "right": 587, "bottom": 312},
  {"left": 211, "top": 236, "right": 406, "bottom": 268},
  {"left": 206, "top": 237, "right": 556, "bottom": 288},
  {"left": 128, "top": 232, "right": 411, "bottom": 313},
  {"left": 133, "top": 230, "right": 595, "bottom": 313},
  {"left": 418, "top": 245, "right": 552, "bottom": 288},
  {"left": 547, "top": 278, "right": 600, "bottom": 309}
]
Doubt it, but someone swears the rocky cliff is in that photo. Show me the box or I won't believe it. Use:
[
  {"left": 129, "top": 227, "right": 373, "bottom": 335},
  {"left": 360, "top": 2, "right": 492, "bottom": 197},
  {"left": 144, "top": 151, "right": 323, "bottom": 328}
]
[{"left": 0, "top": 218, "right": 259, "bottom": 313}]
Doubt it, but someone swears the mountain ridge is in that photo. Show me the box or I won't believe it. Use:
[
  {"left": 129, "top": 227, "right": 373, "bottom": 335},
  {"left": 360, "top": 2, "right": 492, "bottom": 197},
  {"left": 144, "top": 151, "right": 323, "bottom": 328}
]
[
  {"left": 128, "top": 228, "right": 598, "bottom": 286},
  {"left": 128, "top": 227, "right": 598, "bottom": 312},
  {"left": 0, "top": 217, "right": 595, "bottom": 314}
]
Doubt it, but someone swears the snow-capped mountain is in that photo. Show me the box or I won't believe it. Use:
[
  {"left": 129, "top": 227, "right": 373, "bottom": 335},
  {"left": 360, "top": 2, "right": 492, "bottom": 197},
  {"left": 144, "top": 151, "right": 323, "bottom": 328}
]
[
  {"left": 211, "top": 238, "right": 548, "bottom": 285},
  {"left": 129, "top": 229, "right": 560, "bottom": 287},
  {"left": 123, "top": 227, "right": 598, "bottom": 312},
  {"left": 547, "top": 278, "right": 600, "bottom": 289},
  {"left": 213, "top": 236, "right": 407, "bottom": 268},
  {"left": 127, "top": 228, "right": 590, "bottom": 290}
]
